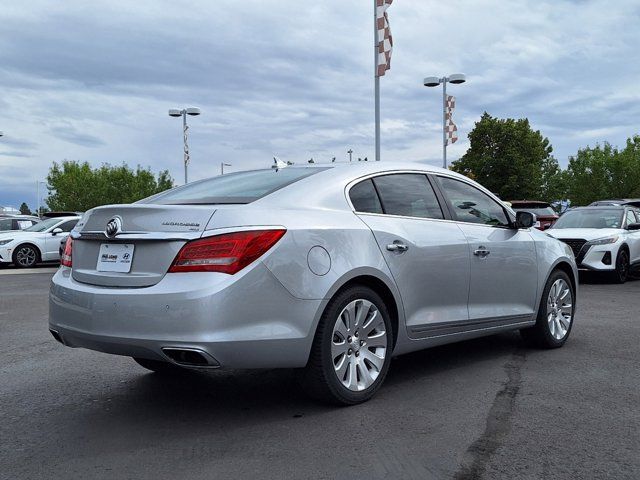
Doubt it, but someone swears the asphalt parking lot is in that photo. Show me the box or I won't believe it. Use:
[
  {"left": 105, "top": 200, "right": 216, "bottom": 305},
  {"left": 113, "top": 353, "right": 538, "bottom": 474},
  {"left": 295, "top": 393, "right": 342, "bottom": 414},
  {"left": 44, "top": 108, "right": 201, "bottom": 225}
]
[{"left": 1, "top": 269, "right": 638, "bottom": 480}]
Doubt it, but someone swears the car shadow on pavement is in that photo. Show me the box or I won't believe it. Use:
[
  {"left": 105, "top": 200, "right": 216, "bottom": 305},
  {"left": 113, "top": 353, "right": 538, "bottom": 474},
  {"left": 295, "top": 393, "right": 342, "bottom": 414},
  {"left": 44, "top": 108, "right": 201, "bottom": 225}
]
[
  {"left": 79, "top": 331, "right": 525, "bottom": 426},
  {"left": 578, "top": 271, "right": 639, "bottom": 284}
]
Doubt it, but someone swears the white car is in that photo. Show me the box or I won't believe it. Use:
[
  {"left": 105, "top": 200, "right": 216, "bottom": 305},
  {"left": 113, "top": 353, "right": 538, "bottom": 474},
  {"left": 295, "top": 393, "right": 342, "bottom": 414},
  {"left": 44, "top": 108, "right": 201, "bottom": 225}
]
[
  {"left": 0, "top": 216, "right": 80, "bottom": 268},
  {"left": 547, "top": 206, "right": 640, "bottom": 283}
]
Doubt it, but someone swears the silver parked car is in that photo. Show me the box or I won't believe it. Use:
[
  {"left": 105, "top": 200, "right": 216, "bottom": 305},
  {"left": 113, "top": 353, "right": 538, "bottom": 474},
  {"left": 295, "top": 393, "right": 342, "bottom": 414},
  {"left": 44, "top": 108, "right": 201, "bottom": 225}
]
[{"left": 49, "top": 163, "right": 578, "bottom": 404}]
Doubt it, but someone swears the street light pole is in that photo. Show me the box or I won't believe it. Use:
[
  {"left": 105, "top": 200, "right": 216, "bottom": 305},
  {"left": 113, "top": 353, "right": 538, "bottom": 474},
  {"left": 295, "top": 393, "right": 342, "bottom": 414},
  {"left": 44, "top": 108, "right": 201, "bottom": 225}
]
[
  {"left": 347, "top": 149, "right": 353, "bottom": 162},
  {"left": 169, "top": 107, "right": 201, "bottom": 184},
  {"left": 221, "top": 163, "right": 231, "bottom": 175},
  {"left": 423, "top": 73, "right": 466, "bottom": 169},
  {"left": 36, "top": 181, "right": 46, "bottom": 218}
]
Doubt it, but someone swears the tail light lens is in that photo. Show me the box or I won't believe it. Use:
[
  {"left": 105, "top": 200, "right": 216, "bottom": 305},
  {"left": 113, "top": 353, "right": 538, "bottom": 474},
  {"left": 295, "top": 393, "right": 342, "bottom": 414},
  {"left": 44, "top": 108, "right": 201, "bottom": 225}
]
[
  {"left": 168, "top": 229, "right": 286, "bottom": 274},
  {"left": 61, "top": 236, "right": 73, "bottom": 267}
]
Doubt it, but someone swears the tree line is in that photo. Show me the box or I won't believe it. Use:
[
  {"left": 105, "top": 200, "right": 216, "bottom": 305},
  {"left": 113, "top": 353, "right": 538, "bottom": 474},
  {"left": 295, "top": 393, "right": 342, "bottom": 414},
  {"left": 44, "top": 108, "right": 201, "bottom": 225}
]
[
  {"left": 43, "top": 161, "right": 173, "bottom": 212},
  {"left": 21, "top": 117, "right": 638, "bottom": 213},
  {"left": 451, "top": 112, "right": 640, "bottom": 206}
]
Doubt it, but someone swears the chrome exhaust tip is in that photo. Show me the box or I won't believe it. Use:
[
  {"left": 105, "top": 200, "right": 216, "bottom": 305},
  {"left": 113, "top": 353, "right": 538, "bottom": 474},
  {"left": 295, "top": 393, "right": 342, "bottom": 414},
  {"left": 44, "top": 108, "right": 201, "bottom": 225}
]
[
  {"left": 161, "top": 347, "right": 219, "bottom": 368},
  {"left": 49, "top": 329, "right": 65, "bottom": 345}
]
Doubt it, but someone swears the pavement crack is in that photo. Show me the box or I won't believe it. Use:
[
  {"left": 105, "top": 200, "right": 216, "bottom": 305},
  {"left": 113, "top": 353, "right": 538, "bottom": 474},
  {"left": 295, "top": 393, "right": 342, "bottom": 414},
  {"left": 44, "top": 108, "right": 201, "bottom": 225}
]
[{"left": 453, "top": 349, "right": 526, "bottom": 480}]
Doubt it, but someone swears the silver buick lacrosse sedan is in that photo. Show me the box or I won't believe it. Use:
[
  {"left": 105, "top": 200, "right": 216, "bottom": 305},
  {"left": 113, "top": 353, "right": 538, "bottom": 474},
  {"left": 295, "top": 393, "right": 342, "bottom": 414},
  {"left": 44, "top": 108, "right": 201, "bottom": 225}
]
[{"left": 50, "top": 162, "right": 577, "bottom": 404}]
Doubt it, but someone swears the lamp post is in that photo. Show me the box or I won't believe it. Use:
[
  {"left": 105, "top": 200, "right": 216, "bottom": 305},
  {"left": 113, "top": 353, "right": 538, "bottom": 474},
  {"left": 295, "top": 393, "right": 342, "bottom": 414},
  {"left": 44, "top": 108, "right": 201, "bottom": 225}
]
[
  {"left": 36, "top": 181, "right": 46, "bottom": 218},
  {"left": 220, "top": 162, "right": 231, "bottom": 175},
  {"left": 423, "top": 73, "right": 466, "bottom": 169},
  {"left": 347, "top": 149, "right": 353, "bottom": 162},
  {"left": 169, "top": 107, "right": 201, "bottom": 184}
]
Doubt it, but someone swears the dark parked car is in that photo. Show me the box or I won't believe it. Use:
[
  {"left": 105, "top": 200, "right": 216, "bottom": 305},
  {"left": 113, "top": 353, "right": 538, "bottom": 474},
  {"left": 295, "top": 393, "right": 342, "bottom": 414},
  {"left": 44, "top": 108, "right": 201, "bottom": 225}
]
[{"left": 509, "top": 201, "right": 559, "bottom": 230}]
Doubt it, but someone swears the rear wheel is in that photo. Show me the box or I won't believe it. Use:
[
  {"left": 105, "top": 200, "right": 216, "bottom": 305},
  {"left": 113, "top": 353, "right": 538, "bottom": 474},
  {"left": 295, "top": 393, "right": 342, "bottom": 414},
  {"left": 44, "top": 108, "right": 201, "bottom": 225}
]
[
  {"left": 521, "top": 270, "right": 575, "bottom": 348},
  {"left": 133, "top": 357, "right": 182, "bottom": 374},
  {"left": 12, "top": 244, "right": 39, "bottom": 268},
  {"left": 299, "top": 285, "right": 393, "bottom": 405},
  {"left": 611, "top": 249, "right": 629, "bottom": 284}
]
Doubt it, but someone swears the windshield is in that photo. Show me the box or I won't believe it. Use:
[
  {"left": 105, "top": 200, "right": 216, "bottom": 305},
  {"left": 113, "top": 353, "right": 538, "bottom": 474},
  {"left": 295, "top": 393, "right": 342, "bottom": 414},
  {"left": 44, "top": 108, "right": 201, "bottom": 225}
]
[
  {"left": 141, "top": 168, "right": 328, "bottom": 205},
  {"left": 552, "top": 209, "right": 623, "bottom": 229},
  {"left": 513, "top": 206, "right": 556, "bottom": 216},
  {"left": 24, "top": 217, "right": 61, "bottom": 232}
]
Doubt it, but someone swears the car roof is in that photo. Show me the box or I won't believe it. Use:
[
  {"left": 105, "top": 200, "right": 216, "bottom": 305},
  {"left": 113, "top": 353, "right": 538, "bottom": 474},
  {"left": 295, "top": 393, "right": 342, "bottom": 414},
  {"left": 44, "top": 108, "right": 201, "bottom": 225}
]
[
  {"left": 251, "top": 161, "right": 492, "bottom": 210},
  {"left": 571, "top": 205, "right": 626, "bottom": 210}
]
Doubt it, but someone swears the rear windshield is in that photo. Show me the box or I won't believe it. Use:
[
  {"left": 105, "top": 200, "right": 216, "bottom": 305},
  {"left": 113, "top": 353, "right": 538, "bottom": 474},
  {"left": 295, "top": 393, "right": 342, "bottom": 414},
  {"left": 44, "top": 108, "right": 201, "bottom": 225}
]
[{"left": 140, "top": 168, "right": 328, "bottom": 205}]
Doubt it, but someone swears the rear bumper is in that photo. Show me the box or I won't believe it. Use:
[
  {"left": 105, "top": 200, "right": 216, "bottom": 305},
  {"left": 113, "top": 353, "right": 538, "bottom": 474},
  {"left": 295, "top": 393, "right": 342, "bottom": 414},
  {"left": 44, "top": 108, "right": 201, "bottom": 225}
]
[{"left": 49, "top": 264, "right": 322, "bottom": 369}]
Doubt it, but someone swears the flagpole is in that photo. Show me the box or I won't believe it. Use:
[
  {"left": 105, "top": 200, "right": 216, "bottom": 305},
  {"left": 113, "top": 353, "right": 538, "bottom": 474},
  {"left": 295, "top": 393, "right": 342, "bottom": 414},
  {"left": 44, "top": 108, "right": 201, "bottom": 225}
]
[{"left": 374, "top": 0, "right": 381, "bottom": 162}]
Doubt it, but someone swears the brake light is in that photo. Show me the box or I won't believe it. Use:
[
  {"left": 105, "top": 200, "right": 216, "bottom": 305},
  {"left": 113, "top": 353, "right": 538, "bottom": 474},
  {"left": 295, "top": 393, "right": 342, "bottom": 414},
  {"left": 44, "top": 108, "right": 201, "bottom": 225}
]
[
  {"left": 168, "top": 229, "right": 286, "bottom": 274},
  {"left": 61, "top": 236, "right": 73, "bottom": 267}
]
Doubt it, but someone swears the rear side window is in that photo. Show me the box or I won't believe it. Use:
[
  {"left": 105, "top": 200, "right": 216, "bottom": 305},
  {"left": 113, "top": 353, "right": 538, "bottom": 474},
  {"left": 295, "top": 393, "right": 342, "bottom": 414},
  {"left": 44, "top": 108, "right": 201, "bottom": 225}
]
[
  {"left": 141, "top": 168, "right": 328, "bottom": 205},
  {"left": 372, "top": 174, "right": 444, "bottom": 219},
  {"left": 0, "top": 218, "right": 12, "bottom": 231},
  {"left": 438, "top": 176, "right": 510, "bottom": 227},
  {"left": 349, "top": 179, "right": 383, "bottom": 214}
]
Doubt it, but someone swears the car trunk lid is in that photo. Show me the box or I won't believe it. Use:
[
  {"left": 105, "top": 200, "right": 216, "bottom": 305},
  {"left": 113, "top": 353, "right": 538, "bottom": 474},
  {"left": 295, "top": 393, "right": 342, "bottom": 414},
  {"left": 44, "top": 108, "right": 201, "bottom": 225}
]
[{"left": 71, "top": 204, "right": 216, "bottom": 287}]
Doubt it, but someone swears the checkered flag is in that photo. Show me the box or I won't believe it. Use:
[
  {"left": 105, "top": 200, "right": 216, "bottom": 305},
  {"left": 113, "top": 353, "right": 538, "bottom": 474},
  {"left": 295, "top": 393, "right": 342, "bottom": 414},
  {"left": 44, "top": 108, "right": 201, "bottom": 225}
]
[
  {"left": 376, "top": 0, "right": 393, "bottom": 77},
  {"left": 445, "top": 95, "right": 458, "bottom": 144}
]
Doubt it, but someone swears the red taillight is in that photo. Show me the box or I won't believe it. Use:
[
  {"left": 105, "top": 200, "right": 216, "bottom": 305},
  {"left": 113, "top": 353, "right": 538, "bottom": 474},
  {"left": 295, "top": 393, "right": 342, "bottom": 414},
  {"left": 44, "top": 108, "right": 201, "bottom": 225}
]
[
  {"left": 168, "top": 229, "right": 286, "bottom": 274},
  {"left": 61, "top": 236, "right": 73, "bottom": 267}
]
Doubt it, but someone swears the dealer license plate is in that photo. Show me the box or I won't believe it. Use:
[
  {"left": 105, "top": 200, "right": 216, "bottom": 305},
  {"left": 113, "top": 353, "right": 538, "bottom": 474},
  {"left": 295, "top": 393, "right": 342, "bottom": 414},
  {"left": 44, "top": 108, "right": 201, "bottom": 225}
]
[{"left": 97, "top": 243, "right": 135, "bottom": 273}]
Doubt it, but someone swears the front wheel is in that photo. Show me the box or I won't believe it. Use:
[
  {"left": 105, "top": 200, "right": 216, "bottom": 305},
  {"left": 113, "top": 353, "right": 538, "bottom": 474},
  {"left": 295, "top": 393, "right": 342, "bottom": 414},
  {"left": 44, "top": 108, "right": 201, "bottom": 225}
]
[
  {"left": 298, "top": 285, "right": 393, "bottom": 405},
  {"left": 611, "top": 249, "right": 629, "bottom": 284},
  {"left": 12, "top": 245, "right": 39, "bottom": 268},
  {"left": 521, "top": 270, "right": 575, "bottom": 348}
]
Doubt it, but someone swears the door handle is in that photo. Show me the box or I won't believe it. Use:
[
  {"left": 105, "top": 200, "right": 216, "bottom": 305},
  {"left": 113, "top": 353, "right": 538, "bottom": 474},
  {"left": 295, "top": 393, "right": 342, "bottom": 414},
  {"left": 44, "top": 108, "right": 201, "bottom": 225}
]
[
  {"left": 386, "top": 242, "right": 409, "bottom": 253},
  {"left": 473, "top": 246, "right": 490, "bottom": 258}
]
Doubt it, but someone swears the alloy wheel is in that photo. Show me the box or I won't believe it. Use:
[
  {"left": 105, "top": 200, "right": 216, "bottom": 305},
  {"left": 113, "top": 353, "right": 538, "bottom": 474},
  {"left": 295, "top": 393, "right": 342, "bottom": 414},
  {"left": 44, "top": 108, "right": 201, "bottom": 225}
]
[
  {"left": 331, "top": 299, "right": 388, "bottom": 391},
  {"left": 16, "top": 246, "right": 37, "bottom": 267},
  {"left": 546, "top": 278, "right": 573, "bottom": 340}
]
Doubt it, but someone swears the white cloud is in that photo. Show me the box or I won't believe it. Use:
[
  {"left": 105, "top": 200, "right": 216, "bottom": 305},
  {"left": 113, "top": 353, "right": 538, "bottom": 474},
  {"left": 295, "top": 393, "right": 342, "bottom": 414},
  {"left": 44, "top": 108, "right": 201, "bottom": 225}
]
[{"left": 0, "top": 0, "right": 638, "bottom": 208}]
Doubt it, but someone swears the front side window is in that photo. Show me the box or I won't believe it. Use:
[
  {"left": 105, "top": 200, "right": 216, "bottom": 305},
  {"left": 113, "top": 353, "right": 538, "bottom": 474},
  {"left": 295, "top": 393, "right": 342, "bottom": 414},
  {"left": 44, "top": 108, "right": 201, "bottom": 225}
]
[
  {"left": 625, "top": 210, "right": 636, "bottom": 227},
  {"left": 58, "top": 220, "right": 79, "bottom": 232},
  {"left": 438, "top": 176, "right": 510, "bottom": 227},
  {"left": 349, "top": 179, "right": 383, "bottom": 214},
  {"left": 372, "top": 174, "right": 444, "bottom": 219}
]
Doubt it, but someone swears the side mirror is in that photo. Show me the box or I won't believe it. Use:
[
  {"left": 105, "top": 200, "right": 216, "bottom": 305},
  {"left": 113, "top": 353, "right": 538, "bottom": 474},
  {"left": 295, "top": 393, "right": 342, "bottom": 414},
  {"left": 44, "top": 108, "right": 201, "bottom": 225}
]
[
  {"left": 515, "top": 211, "right": 536, "bottom": 229},
  {"left": 51, "top": 227, "right": 63, "bottom": 235},
  {"left": 627, "top": 223, "right": 640, "bottom": 231}
]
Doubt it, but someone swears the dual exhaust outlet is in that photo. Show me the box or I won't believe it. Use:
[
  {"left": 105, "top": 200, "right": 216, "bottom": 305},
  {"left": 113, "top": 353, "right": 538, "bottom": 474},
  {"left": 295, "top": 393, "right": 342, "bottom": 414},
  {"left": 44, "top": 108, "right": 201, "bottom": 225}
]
[{"left": 49, "top": 329, "right": 218, "bottom": 368}]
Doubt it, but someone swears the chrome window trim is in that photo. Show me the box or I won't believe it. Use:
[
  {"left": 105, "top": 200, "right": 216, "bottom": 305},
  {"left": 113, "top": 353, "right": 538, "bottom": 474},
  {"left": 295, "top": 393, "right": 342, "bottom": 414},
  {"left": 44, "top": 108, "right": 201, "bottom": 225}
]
[
  {"left": 345, "top": 170, "right": 521, "bottom": 229},
  {"left": 344, "top": 169, "right": 446, "bottom": 222}
]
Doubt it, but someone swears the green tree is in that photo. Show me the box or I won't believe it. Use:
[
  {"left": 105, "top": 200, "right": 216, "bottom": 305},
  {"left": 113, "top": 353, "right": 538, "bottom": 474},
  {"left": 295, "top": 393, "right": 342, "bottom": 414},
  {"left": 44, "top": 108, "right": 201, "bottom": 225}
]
[
  {"left": 46, "top": 160, "right": 174, "bottom": 211},
  {"left": 565, "top": 136, "right": 640, "bottom": 205},
  {"left": 19, "top": 202, "right": 32, "bottom": 215},
  {"left": 451, "top": 113, "right": 565, "bottom": 201}
]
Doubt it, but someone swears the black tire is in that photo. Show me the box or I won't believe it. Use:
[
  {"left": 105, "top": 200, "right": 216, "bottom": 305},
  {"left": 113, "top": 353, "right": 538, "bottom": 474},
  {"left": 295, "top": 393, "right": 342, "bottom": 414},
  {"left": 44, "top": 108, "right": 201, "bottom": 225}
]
[
  {"left": 611, "top": 248, "right": 630, "bottom": 284},
  {"left": 298, "top": 285, "right": 393, "bottom": 405},
  {"left": 133, "top": 357, "right": 182, "bottom": 374},
  {"left": 12, "top": 244, "right": 40, "bottom": 268},
  {"left": 521, "top": 269, "right": 575, "bottom": 349}
]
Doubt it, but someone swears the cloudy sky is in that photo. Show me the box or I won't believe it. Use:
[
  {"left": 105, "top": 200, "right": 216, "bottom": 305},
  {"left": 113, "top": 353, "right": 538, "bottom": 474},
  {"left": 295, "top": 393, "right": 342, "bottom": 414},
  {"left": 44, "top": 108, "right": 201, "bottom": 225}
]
[{"left": 1, "top": 0, "right": 639, "bottom": 210}]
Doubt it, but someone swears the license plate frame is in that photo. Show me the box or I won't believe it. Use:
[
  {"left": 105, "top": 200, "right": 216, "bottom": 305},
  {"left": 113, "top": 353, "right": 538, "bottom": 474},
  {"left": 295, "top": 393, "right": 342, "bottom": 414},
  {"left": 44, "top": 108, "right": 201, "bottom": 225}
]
[{"left": 96, "top": 243, "right": 135, "bottom": 273}]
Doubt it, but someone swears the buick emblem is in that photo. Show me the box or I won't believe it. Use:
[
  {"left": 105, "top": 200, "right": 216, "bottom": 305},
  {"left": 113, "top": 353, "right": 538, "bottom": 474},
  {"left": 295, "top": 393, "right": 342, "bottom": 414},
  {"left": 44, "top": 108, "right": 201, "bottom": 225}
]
[{"left": 105, "top": 217, "right": 122, "bottom": 238}]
